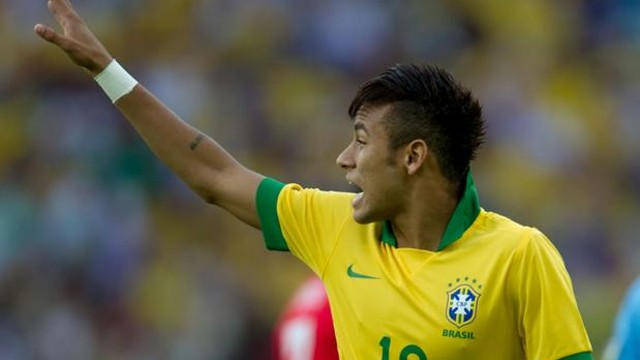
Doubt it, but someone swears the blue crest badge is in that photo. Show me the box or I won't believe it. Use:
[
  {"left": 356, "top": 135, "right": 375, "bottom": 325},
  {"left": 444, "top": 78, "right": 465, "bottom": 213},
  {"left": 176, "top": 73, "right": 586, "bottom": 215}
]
[{"left": 446, "top": 284, "right": 480, "bottom": 328}]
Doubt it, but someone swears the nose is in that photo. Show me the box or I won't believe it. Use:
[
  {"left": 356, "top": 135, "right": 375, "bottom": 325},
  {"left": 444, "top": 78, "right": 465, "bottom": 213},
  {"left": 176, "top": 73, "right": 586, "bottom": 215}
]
[{"left": 336, "top": 142, "right": 355, "bottom": 170}]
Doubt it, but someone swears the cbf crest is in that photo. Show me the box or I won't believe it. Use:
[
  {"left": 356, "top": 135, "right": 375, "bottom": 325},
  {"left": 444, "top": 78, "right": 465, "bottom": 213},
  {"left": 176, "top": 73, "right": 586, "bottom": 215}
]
[{"left": 446, "top": 282, "right": 481, "bottom": 328}]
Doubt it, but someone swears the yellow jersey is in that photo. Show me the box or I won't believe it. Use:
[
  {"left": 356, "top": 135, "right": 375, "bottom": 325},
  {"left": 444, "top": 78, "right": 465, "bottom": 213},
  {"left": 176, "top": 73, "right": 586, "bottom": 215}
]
[{"left": 256, "top": 173, "right": 592, "bottom": 360}]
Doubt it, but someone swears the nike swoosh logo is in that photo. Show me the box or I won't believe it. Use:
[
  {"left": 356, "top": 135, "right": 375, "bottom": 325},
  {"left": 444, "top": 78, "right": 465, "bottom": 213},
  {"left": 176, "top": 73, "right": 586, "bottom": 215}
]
[{"left": 347, "top": 264, "right": 379, "bottom": 279}]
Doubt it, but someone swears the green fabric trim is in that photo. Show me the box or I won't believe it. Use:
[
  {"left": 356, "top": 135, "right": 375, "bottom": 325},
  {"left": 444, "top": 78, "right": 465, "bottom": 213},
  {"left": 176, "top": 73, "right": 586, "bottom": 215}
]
[
  {"left": 380, "top": 171, "right": 481, "bottom": 251},
  {"left": 437, "top": 171, "right": 481, "bottom": 251},
  {"left": 256, "top": 178, "right": 289, "bottom": 251},
  {"left": 558, "top": 351, "right": 593, "bottom": 360},
  {"left": 380, "top": 220, "right": 397, "bottom": 247}
]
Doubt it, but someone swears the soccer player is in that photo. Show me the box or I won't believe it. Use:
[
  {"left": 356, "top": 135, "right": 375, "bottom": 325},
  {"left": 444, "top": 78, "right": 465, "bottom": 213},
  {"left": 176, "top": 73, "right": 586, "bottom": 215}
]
[
  {"left": 603, "top": 277, "right": 640, "bottom": 360},
  {"left": 272, "top": 276, "right": 338, "bottom": 360},
  {"left": 34, "top": 0, "right": 593, "bottom": 358}
]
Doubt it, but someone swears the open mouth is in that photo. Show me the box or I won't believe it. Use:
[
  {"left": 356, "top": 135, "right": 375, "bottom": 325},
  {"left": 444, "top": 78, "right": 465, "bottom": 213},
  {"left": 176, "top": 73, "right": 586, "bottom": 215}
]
[
  {"left": 348, "top": 181, "right": 364, "bottom": 208},
  {"left": 347, "top": 181, "right": 363, "bottom": 193}
]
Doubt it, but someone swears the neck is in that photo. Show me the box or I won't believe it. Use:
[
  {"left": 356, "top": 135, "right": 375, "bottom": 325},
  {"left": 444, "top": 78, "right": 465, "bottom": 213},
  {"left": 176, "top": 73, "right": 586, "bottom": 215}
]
[{"left": 391, "top": 178, "right": 460, "bottom": 251}]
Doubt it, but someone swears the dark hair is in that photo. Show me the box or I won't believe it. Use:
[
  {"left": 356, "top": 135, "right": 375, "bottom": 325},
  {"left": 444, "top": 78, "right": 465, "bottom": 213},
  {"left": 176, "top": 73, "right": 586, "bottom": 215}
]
[{"left": 348, "top": 64, "right": 485, "bottom": 184}]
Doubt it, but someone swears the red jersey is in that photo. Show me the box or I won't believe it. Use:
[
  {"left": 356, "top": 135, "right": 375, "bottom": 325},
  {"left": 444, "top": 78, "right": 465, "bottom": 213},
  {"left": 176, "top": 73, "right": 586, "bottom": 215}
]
[{"left": 272, "top": 276, "right": 338, "bottom": 360}]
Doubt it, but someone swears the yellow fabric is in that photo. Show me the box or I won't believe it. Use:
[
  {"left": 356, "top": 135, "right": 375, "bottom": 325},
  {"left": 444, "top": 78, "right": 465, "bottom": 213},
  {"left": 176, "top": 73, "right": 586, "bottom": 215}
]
[{"left": 268, "top": 183, "right": 592, "bottom": 359}]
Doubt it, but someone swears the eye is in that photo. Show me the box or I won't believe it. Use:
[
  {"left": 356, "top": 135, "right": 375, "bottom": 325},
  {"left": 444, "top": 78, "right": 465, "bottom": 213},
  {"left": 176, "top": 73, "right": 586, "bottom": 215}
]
[{"left": 356, "top": 138, "right": 366, "bottom": 146}]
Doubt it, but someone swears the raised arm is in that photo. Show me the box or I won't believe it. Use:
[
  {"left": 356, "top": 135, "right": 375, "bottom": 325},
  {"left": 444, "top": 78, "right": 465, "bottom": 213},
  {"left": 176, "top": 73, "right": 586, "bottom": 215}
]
[{"left": 34, "top": 0, "right": 264, "bottom": 228}]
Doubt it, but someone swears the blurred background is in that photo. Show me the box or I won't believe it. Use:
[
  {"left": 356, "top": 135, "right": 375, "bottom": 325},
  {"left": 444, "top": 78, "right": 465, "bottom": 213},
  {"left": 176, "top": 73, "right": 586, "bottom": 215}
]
[{"left": 1, "top": 0, "right": 639, "bottom": 358}]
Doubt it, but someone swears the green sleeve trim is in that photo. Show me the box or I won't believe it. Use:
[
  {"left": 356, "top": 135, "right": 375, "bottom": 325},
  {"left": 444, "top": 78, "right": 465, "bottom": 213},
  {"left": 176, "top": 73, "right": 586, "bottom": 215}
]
[
  {"left": 256, "top": 178, "right": 289, "bottom": 251},
  {"left": 558, "top": 351, "right": 593, "bottom": 360}
]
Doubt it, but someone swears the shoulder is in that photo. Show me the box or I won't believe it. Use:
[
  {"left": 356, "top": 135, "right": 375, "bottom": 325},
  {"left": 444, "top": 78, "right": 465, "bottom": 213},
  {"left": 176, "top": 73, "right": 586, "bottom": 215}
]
[
  {"left": 467, "top": 210, "right": 564, "bottom": 266},
  {"left": 279, "top": 183, "right": 356, "bottom": 204},
  {"left": 259, "top": 178, "right": 356, "bottom": 203},
  {"left": 278, "top": 184, "right": 356, "bottom": 222},
  {"left": 262, "top": 179, "right": 356, "bottom": 221},
  {"left": 473, "top": 210, "right": 548, "bottom": 248}
]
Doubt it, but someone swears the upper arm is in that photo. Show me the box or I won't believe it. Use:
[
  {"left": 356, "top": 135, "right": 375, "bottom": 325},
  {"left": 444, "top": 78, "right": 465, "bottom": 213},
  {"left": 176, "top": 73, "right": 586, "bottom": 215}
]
[{"left": 203, "top": 163, "right": 265, "bottom": 229}]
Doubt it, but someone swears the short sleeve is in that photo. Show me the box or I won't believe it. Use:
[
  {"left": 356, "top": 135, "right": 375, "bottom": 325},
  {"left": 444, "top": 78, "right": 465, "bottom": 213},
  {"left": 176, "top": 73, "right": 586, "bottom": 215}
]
[
  {"left": 256, "top": 178, "right": 355, "bottom": 275},
  {"left": 508, "top": 229, "right": 592, "bottom": 360}
]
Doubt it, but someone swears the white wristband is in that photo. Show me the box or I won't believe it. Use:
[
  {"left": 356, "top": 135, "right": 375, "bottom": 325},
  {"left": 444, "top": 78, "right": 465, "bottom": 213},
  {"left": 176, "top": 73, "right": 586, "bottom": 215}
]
[{"left": 94, "top": 60, "right": 138, "bottom": 103}]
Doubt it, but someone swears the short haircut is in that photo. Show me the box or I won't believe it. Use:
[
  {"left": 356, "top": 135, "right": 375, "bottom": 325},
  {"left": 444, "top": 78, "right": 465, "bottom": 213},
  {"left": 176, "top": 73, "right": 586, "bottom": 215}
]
[{"left": 348, "top": 64, "right": 486, "bottom": 184}]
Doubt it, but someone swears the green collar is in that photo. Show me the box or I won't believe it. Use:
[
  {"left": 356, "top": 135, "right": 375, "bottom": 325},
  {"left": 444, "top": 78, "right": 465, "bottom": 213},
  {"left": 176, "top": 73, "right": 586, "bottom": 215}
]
[{"left": 380, "top": 171, "right": 481, "bottom": 251}]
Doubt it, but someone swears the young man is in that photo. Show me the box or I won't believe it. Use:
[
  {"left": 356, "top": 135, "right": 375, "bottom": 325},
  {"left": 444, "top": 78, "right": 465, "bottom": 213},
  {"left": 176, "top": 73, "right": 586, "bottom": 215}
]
[{"left": 34, "top": 0, "right": 593, "bottom": 358}]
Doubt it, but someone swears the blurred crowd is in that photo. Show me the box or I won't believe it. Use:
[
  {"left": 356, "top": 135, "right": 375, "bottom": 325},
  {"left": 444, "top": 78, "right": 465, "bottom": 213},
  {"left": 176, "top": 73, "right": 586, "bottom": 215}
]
[{"left": 1, "top": 0, "right": 639, "bottom": 358}]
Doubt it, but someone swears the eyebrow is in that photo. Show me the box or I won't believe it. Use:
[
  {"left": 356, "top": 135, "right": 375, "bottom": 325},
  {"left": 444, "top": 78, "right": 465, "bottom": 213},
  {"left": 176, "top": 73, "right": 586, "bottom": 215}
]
[{"left": 354, "top": 122, "right": 368, "bottom": 134}]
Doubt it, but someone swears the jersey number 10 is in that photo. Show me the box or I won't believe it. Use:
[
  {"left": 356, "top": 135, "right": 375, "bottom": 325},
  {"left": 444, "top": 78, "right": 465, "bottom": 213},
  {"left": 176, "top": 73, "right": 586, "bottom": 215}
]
[{"left": 379, "top": 336, "right": 427, "bottom": 360}]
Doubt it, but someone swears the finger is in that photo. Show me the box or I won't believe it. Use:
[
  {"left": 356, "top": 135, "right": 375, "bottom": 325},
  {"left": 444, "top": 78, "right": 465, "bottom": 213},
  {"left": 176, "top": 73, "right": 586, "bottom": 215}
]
[
  {"left": 60, "top": 0, "right": 77, "bottom": 10},
  {"left": 48, "top": 0, "right": 80, "bottom": 28},
  {"left": 34, "top": 24, "right": 66, "bottom": 47}
]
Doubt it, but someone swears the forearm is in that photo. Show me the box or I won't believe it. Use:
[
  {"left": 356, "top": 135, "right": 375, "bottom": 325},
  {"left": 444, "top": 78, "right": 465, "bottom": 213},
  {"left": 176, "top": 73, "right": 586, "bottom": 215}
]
[
  {"left": 115, "top": 84, "right": 236, "bottom": 199},
  {"left": 35, "top": 0, "right": 264, "bottom": 228}
]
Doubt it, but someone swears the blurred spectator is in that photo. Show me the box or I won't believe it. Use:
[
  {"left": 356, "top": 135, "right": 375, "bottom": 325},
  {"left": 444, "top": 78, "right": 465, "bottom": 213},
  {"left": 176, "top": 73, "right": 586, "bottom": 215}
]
[
  {"left": 272, "top": 276, "right": 338, "bottom": 360},
  {"left": 603, "top": 277, "right": 640, "bottom": 360}
]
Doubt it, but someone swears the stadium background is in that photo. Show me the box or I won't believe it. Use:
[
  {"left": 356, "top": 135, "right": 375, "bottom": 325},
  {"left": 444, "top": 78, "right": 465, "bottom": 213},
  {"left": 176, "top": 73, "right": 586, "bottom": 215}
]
[{"left": 1, "top": 0, "right": 639, "bottom": 358}]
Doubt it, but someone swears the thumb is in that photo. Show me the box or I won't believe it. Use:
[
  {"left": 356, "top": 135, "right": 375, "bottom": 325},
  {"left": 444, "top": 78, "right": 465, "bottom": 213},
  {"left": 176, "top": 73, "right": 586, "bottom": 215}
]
[{"left": 34, "top": 24, "right": 65, "bottom": 47}]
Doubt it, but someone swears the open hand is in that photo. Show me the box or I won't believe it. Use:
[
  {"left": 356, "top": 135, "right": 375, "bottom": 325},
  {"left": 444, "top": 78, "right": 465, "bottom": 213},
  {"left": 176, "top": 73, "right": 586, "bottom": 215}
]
[{"left": 34, "top": 0, "right": 113, "bottom": 76}]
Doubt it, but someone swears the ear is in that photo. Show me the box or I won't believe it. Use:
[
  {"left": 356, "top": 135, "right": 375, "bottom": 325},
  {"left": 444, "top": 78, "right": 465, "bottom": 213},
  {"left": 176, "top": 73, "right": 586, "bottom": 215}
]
[{"left": 404, "top": 139, "right": 428, "bottom": 175}]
